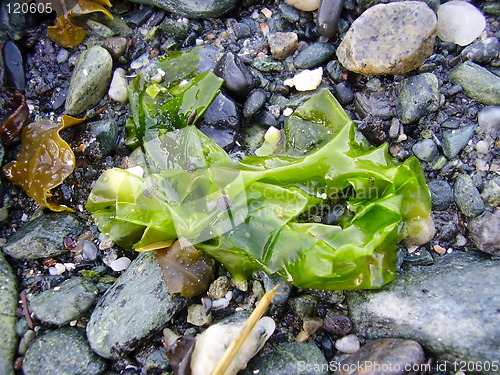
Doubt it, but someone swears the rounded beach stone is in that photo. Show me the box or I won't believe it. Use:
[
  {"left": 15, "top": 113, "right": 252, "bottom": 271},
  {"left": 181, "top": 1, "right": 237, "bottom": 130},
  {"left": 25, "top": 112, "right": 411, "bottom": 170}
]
[
  {"left": 337, "top": 1, "right": 437, "bottom": 75},
  {"left": 437, "top": 0, "right": 486, "bottom": 47}
]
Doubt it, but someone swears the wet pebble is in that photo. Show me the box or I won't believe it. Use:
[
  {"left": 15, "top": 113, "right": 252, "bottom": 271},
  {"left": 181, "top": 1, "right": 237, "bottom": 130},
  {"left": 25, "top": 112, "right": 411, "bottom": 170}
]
[
  {"left": 279, "top": 3, "right": 300, "bottom": 23},
  {"left": 337, "top": 2, "right": 437, "bottom": 74},
  {"left": 108, "top": 68, "right": 128, "bottom": 104},
  {"left": 3, "top": 213, "right": 85, "bottom": 260},
  {"left": 23, "top": 328, "right": 106, "bottom": 375},
  {"left": 397, "top": 73, "right": 440, "bottom": 124},
  {"left": 65, "top": 46, "right": 113, "bottom": 115},
  {"left": 242, "top": 341, "right": 329, "bottom": 375},
  {"left": 89, "top": 118, "right": 119, "bottom": 159},
  {"left": 335, "top": 339, "right": 425, "bottom": 375},
  {"left": 233, "top": 22, "right": 251, "bottom": 39},
  {"left": 412, "top": 138, "right": 438, "bottom": 162},
  {"left": 354, "top": 91, "right": 394, "bottom": 119},
  {"left": 56, "top": 48, "right": 69, "bottom": 64},
  {"left": 268, "top": 32, "right": 298, "bottom": 60},
  {"left": 441, "top": 124, "right": 475, "bottom": 158},
  {"left": 3, "top": 40, "right": 25, "bottom": 91},
  {"left": 454, "top": 174, "right": 485, "bottom": 217},
  {"left": 461, "top": 37, "right": 500, "bottom": 65},
  {"left": 208, "top": 275, "right": 231, "bottom": 299},
  {"left": 335, "top": 334, "right": 360, "bottom": 353},
  {"left": 333, "top": 82, "right": 354, "bottom": 105},
  {"left": 449, "top": 61, "right": 500, "bottom": 105},
  {"left": 29, "top": 277, "right": 99, "bottom": 325},
  {"left": 317, "top": 0, "right": 345, "bottom": 40},
  {"left": 86, "top": 252, "right": 186, "bottom": 358},
  {"left": 214, "top": 51, "right": 256, "bottom": 101},
  {"left": 187, "top": 304, "right": 212, "bottom": 326},
  {"left": 289, "top": 294, "right": 317, "bottom": 317},
  {"left": 468, "top": 211, "right": 500, "bottom": 257},
  {"left": 0, "top": 253, "right": 17, "bottom": 375},
  {"left": 252, "top": 56, "right": 285, "bottom": 72},
  {"left": 243, "top": 88, "right": 268, "bottom": 118},
  {"left": 325, "top": 60, "right": 344, "bottom": 82},
  {"left": 323, "top": 310, "right": 352, "bottom": 336},
  {"left": 294, "top": 42, "right": 336, "bottom": 69},
  {"left": 285, "top": 0, "right": 320, "bottom": 12},
  {"left": 437, "top": 0, "right": 486, "bottom": 47},
  {"left": 82, "top": 240, "right": 98, "bottom": 261},
  {"left": 128, "top": 0, "right": 237, "bottom": 18},
  {"left": 102, "top": 36, "right": 128, "bottom": 59},
  {"left": 160, "top": 18, "right": 190, "bottom": 40},
  {"left": 477, "top": 106, "right": 500, "bottom": 138},
  {"left": 428, "top": 179, "right": 454, "bottom": 211}
]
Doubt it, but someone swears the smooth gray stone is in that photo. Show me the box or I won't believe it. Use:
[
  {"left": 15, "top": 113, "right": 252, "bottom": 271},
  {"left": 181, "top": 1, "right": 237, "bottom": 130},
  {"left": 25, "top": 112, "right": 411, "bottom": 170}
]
[
  {"left": 127, "top": 0, "right": 237, "bottom": 18},
  {"left": 441, "top": 124, "right": 476, "bottom": 159},
  {"left": 3, "top": 213, "right": 85, "bottom": 260},
  {"left": 412, "top": 138, "right": 439, "bottom": 162},
  {"left": 397, "top": 73, "right": 440, "bottom": 124},
  {"left": 65, "top": 46, "right": 113, "bottom": 115},
  {"left": 294, "top": 42, "right": 336, "bottom": 69},
  {"left": 0, "top": 253, "right": 18, "bottom": 375},
  {"left": 241, "top": 342, "right": 330, "bottom": 375},
  {"left": 89, "top": 118, "right": 119, "bottom": 158},
  {"left": 428, "top": 179, "right": 454, "bottom": 211},
  {"left": 23, "top": 328, "right": 106, "bottom": 375},
  {"left": 454, "top": 174, "right": 485, "bottom": 218},
  {"left": 449, "top": 61, "right": 500, "bottom": 105},
  {"left": 347, "top": 251, "right": 500, "bottom": 369},
  {"left": 468, "top": 211, "right": 500, "bottom": 257},
  {"left": 87, "top": 252, "right": 187, "bottom": 359},
  {"left": 30, "top": 277, "right": 99, "bottom": 325}
]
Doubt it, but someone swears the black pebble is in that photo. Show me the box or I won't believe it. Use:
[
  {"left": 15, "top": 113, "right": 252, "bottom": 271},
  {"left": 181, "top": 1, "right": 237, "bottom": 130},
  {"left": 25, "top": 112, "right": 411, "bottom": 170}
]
[
  {"left": 214, "top": 51, "right": 256, "bottom": 101},
  {"left": 3, "top": 40, "right": 26, "bottom": 91}
]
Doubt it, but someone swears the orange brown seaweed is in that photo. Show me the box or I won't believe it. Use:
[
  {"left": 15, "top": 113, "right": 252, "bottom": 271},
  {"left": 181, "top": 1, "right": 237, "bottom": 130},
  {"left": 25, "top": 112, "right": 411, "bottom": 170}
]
[{"left": 0, "top": 90, "right": 29, "bottom": 145}]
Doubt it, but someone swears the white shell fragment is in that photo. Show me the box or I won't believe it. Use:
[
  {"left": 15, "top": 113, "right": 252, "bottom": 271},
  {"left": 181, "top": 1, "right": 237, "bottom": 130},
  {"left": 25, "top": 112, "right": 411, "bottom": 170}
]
[
  {"left": 437, "top": 1, "right": 486, "bottom": 46},
  {"left": 109, "top": 257, "right": 132, "bottom": 272},
  {"left": 284, "top": 67, "right": 323, "bottom": 91},
  {"left": 108, "top": 68, "right": 129, "bottom": 103},
  {"left": 190, "top": 316, "right": 275, "bottom": 375}
]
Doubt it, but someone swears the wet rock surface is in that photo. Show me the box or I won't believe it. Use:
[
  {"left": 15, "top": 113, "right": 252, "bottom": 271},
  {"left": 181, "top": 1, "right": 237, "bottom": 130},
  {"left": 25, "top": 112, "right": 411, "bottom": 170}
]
[
  {"left": 347, "top": 251, "right": 500, "bottom": 365},
  {"left": 0, "top": 253, "right": 17, "bottom": 375}
]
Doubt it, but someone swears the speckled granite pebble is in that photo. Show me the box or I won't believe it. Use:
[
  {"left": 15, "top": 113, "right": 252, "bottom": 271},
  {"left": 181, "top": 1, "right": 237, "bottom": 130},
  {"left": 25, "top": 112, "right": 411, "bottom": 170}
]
[{"left": 337, "top": 1, "right": 437, "bottom": 75}]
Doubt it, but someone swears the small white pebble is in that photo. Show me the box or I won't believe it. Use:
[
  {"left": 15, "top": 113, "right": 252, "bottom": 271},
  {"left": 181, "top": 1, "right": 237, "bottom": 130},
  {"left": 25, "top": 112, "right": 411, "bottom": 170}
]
[
  {"left": 110, "top": 257, "right": 131, "bottom": 272},
  {"left": 475, "top": 140, "right": 489, "bottom": 154},
  {"left": 284, "top": 67, "right": 323, "bottom": 91},
  {"left": 195, "top": 38, "right": 204, "bottom": 46},
  {"left": 109, "top": 68, "right": 128, "bottom": 104},
  {"left": 225, "top": 290, "right": 233, "bottom": 302},
  {"left": 335, "top": 334, "right": 360, "bottom": 353},
  {"left": 53, "top": 286, "right": 61, "bottom": 291},
  {"left": 64, "top": 263, "right": 76, "bottom": 272},
  {"left": 56, "top": 48, "right": 69, "bottom": 64},
  {"left": 211, "top": 297, "right": 230, "bottom": 310},
  {"left": 49, "top": 263, "right": 66, "bottom": 276},
  {"left": 283, "top": 107, "right": 294, "bottom": 117}
]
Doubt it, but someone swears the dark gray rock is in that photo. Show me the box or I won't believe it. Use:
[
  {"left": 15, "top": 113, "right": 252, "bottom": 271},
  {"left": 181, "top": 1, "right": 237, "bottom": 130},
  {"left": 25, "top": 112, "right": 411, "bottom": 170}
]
[
  {"left": 23, "top": 328, "right": 106, "bottom": 375},
  {"left": 326, "top": 60, "right": 344, "bottom": 82},
  {"left": 468, "top": 211, "right": 500, "bottom": 257},
  {"left": 323, "top": 310, "right": 352, "bottom": 336},
  {"left": 294, "top": 42, "right": 336, "bottom": 69},
  {"left": 89, "top": 118, "right": 119, "bottom": 158},
  {"left": 482, "top": 1, "right": 500, "bottom": 16},
  {"left": 233, "top": 22, "right": 251, "bottom": 39},
  {"left": 347, "top": 251, "right": 500, "bottom": 367},
  {"left": 3, "top": 213, "right": 85, "bottom": 260},
  {"left": 317, "top": 0, "right": 345, "bottom": 40},
  {"left": 141, "top": 348, "right": 170, "bottom": 373},
  {"left": 442, "top": 124, "right": 476, "bottom": 159},
  {"left": 0, "top": 0, "right": 35, "bottom": 41},
  {"left": 354, "top": 91, "right": 394, "bottom": 119},
  {"left": 257, "top": 272, "right": 292, "bottom": 307},
  {"left": 86, "top": 252, "right": 186, "bottom": 359},
  {"left": 307, "top": 289, "right": 345, "bottom": 305},
  {"left": 412, "top": 138, "right": 438, "bottom": 162},
  {"left": 241, "top": 342, "right": 330, "bottom": 375},
  {"left": 199, "top": 125, "right": 237, "bottom": 151},
  {"left": 428, "top": 179, "right": 454, "bottom": 211},
  {"left": 289, "top": 295, "right": 317, "bottom": 317},
  {"left": 65, "top": 46, "right": 113, "bottom": 115},
  {"left": 333, "top": 82, "right": 354, "bottom": 105},
  {"left": 160, "top": 18, "right": 190, "bottom": 40},
  {"left": 30, "top": 278, "right": 99, "bottom": 326},
  {"left": 0, "top": 253, "right": 17, "bottom": 375},
  {"left": 461, "top": 37, "right": 500, "bottom": 66},
  {"left": 397, "top": 73, "right": 440, "bottom": 124},
  {"left": 335, "top": 339, "right": 425, "bottom": 375},
  {"left": 449, "top": 61, "right": 500, "bottom": 105},
  {"left": 243, "top": 89, "right": 268, "bottom": 118},
  {"left": 454, "top": 174, "right": 485, "bottom": 217},
  {"left": 128, "top": 0, "right": 237, "bottom": 18},
  {"left": 279, "top": 3, "right": 300, "bottom": 23},
  {"left": 2, "top": 40, "right": 25, "bottom": 91},
  {"left": 214, "top": 52, "right": 255, "bottom": 101}
]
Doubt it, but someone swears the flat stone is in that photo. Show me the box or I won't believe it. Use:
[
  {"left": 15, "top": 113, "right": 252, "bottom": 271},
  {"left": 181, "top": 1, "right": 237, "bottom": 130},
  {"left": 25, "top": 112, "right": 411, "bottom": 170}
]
[
  {"left": 65, "top": 46, "right": 113, "bottom": 115},
  {"left": 461, "top": 37, "right": 500, "bottom": 66},
  {"left": 468, "top": 211, "right": 500, "bottom": 257},
  {"left": 337, "top": 1, "right": 437, "bottom": 75},
  {"left": 347, "top": 251, "right": 500, "bottom": 366},
  {"left": 0, "top": 253, "right": 18, "bottom": 375},
  {"left": 354, "top": 91, "right": 394, "bottom": 119},
  {"left": 268, "top": 32, "right": 298, "bottom": 60},
  {"left": 294, "top": 42, "right": 336, "bottom": 69},
  {"left": 128, "top": 0, "right": 236, "bottom": 18},
  {"left": 2, "top": 40, "right": 25, "bottom": 91},
  {"left": 412, "top": 139, "right": 439, "bottom": 162},
  {"left": 30, "top": 277, "right": 99, "bottom": 325},
  {"left": 3, "top": 213, "right": 85, "bottom": 260},
  {"left": 23, "top": 328, "right": 106, "bottom": 375},
  {"left": 454, "top": 174, "right": 485, "bottom": 218},
  {"left": 441, "top": 124, "right": 476, "bottom": 159},
  {"left": 437, "top": 0, "right": 486, "bottom": 47},
  {"left": 86, "top": 252, "right": 186, "bottom": 359},
  {"left": 241, "top": 341, "right": 330, "bottom": 375},
  {"left": 243, "top": 89, "right": 268, "bottom": 118},
  {"left": 335, "top": 339, "right": 425, "bottom": 375},
  {"left": 397, "top": 73, "right": 440, "bottom": 124},
  {"left": 449, "top": 61, "right": 500, "bottom": 105}
]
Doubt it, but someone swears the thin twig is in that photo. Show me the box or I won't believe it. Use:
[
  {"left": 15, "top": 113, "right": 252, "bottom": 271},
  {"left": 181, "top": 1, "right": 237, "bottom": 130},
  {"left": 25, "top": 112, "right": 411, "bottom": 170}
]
[
  {"left": 211, "top": 284, "right": 280, "bottom": 375},
  {"left": 20, "top": 290, "right": 35, "bottom": 330}
]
